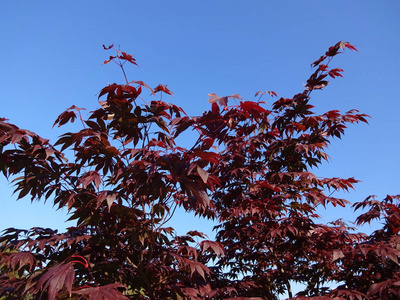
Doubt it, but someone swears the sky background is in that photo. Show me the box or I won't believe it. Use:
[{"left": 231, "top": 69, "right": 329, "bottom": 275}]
[{"left": 0, "top": 1, "right": 399, "bottom": 238}]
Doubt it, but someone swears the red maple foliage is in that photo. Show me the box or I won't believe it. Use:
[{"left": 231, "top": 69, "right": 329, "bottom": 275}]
[{"left": 0, "top": 42, "right": 399, "bottom": 299}]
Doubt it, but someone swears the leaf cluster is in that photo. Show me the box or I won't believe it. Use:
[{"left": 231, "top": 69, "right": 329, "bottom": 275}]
[{"left": 1, "top": 42, "right": 399, "bottom": 300}]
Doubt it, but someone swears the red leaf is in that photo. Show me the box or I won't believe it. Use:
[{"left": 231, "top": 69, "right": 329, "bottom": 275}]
[
  {"left": 332, "top": 249, "right": 344, "bottom": 261},
  {"left": 224, "top": 297, "right": 264, "bottom": 300},
  {"left": 102, "top": 44, "right": 114, "bottom": 50},
  {"left": 339, "top": 41, "right": 359, "bottom": 52},
  {"left": 187, "top": 260, "right": 209, "bottom": 280},
  {"left": 79, "top": 171, "right": 102, "bottom": 189},
  {"left": 367, "top": 280, "right": 393, "bottom": 298},
  {"left": 230, "top": 93, "right": 242, "bottom": 100},
  {"left": 256, "top": 90, "right": 278, "bottom": 98},
  {"left": 325, "top": 45, "right": 341, "bottom": 57},
  {"left": 240, "top": 101, "right": 270, "bottom": 114},
  {"left": 67, "top": 105, "right": 85, "bottom": 112},
  {"left": 73, "top": 283, "right": 128, "bottom": 300},
  {"left": 37, "top": 262, "right": 75, "bottom": 300},
  {"left": 192, "top": 149, "right": 220, "bottom": 164},
  {"left": 98, "top": 83, "right": 119, "bottom": 98},
  {"left": 131, "top": 80, "right": 155, "bottom": 95},
  {"left": 119, "top": 51, "right": 138, "bottom": 65},
  {"left": 386, "top": 247, "right": 400, "bottom": 264},
  {"left": 201, "top": 240, "right": 225, "bottom": 257},
  {"left": 312, "top": 80, "right": 329, "bottom": 90},
  {"left": 187, "top": 230, "right": 206, "bottom": 238},
  {"left": 96, "top": 191, "right": 118, "bottom": 212},
  {"left": 9, "top": 251, "right": 35, "bottom": 272},
  {"left": 154, "top": 84, "right": 173, "bottom": 96},
  {"left": 208, "top": 93, "right": 243, "bottom": 107},
  {"left": 197, "top": 165, "right": 209, "bottom": 184},
  {"left": 257, "top": 181, "right": 282, "bottom": 193},
  {"left": 208, "top": 93, "right": 227, "bottom": 107},
  {"left": 268, "top": 91, "right": 278, "bottom": 97},
  {"left": 53, "top": 111, "right": 76, "bottom": 128},
  {"left": 53, "top": 105, "right": 86, "bottom": 127},
  {"left": 328, "top": 68, "right": 344, "bottom": 78},
  {"left": 319, "top": 64, "right": 329, "bottom": 71},
  {"left": 312, "top": 55, "right": 327, "bottom": 67},
  {"left": 103, "top": 55, "right": 116, "bottom": 64}
]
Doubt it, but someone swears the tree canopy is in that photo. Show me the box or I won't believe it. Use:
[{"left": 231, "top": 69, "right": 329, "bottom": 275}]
[{"left": 0, "top": 42, "right": 399, "bottom": 300}]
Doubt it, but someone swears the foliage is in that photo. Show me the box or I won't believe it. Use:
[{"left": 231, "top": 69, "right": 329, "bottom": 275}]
[{"left": 0, "top": 42, "right": 399, "bottom": 299}]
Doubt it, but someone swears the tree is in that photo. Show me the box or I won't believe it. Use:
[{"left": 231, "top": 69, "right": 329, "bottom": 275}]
[{"left": 0, "top": 42, "right": 399, "bottom": 300}]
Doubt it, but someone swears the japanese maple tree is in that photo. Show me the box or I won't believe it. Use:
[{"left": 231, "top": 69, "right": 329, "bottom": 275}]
[{"left": 0, "top": 42, "right": 399, "bottom": 300}]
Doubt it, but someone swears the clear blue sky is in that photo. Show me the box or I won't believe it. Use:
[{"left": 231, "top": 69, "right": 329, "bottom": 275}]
[{"left": 1, "top": 1, "right": 399, "bottom": 237}]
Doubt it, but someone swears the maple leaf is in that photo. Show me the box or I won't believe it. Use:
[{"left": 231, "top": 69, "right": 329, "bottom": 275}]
[
  {"left": 255, "top": 90, "right": 278, "bottom": 98},
  {"left": 119, "top": 51, "right": 138, "bottom": 65},
  {"left": 73, "top": 283, "right": 129, "bottom": 300},
  {"left": 208, "top": 93, "right": 243, "bottom": 107},
  {"left": 332, "top": 249, "right": 345, "bottom": 261},
  {"left": 103, "top": 55, "right": 116, "bottom": 64},
  {"left": 131, "top": 80, "right": 155, "bottom": 95},
  {"left": 154, "top": 84, "right": 174, "bottom": 95},
  {"left": 53, "top": 105, "right": 86, "bottom": 128},
  {"left": 197, "top": 165, "right": 209, "bottom": 184},
  {"left": 312, "top": 55, "right": 327, "bottom": 67},
  {"left": 187, "top": 230, "right": 206, "bottom": 238},
  {"left": 98, "top": 83, "right": 119, "bottom": 98},
  {"left": 230, "top": 93, "right": 243, "bottom": 100},
  {"left": 328, "top": 68, "right": 344, "bottom": 78},
  {"left": 96, "top": 191, "right": 118, "bottom": 212},
  {"left": 339, "top": 41, "right": 359, "bottom": 52},
  {"left": 36, "top": 262, "right": 75, "bottom": 300},
  {"left": 208, "top": 93, "right": 227, "bottom": 107},
  {"left": 318, "top": 64, "right": 329, "bottom": 71},
  {"left": 201, "top": 240, "right": 225, "bottom": 257},
  {"left": 312, "top": 80, "right": 329, "bottom": 90},
  {"left": 53, "top": 111, "right": 76, "bottom": 127},
  {"left": 240, "top": 101, "right": 270, "bottom": 114},
  {"left": 102, "top": 44, "right": 114, "bottom": 50},
  {"left": 79, "top": 171, "right": 102, "bottom": 189},
  {"left": 9, "top": 251, "right": 35, "bottom": 272}
]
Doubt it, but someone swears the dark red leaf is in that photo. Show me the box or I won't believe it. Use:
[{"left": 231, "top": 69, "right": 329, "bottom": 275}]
[
  {"left": 73, "top": 283, "right": 128, "bottom": 300},
  {"left": 37, "top": 262, "right": 75, "bottom": 300},
  {"left": 9, "top": 251, "right": 35, "bottom": 272},
  {"left": 154, "top": 84, "right": 173, "bottom": 96},
  {"left": 98, "top": 83, "right": 118, "bottom": 98},
  {"left": 312, "top": 55, "right": 327, "bottom": 67},
  {"left": 102, "top": 44, "right": 114, "bottom": 50},
  {"left": 201, "top": 240, "right": 225, "bottom": 257},
  {"left": 53, "top": 111, "right": 76, "bottom": 127},
  {"left": 103, "top": 55, "right": 116, "bottom": 64},
  {"left": 328, "top": 68, "right": 344, "bottom": 78},
  {"left": 119, "top": 51, "right": 138, "bottom": 65},
  {"left": 131, "top": 80, "right": 155, "bottom": 95}
]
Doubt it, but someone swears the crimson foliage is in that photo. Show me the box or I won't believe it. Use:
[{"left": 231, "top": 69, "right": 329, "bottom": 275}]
[{"left": 0, "top": 42, "right": 399, "bottom": 300}]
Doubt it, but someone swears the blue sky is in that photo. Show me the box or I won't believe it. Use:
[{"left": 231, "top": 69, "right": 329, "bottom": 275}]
[{"left": 1, "top": 1, "right": 399, "bottom": 237}]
